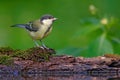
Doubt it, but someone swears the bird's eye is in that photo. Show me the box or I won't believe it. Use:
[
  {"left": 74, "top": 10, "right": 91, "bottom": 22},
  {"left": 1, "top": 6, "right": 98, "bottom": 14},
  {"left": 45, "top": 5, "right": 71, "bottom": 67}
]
[
  {"left": 48, "top": 17, "right": 52, "bottom": 19},
  {"left": 49, "top": 16, "right": 54, "bottom": 19}
]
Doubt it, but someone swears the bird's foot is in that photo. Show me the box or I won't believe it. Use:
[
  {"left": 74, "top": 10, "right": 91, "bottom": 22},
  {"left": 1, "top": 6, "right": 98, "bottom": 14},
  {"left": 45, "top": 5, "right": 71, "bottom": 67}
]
[
  {"left": 39, "top": 46, "right": 56, "bottom": 54},
  {"left": 40, "top": 46, "right": 50, "bottom": 50}
]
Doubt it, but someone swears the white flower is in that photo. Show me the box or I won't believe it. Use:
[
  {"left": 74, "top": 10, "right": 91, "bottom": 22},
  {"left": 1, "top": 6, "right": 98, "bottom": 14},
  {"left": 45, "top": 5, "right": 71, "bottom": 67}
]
[
  {"left": 101, "top": 18, "right": 108, "bottom": 25},
  {"left": 89, "top": 4, "right": 97, "bottom": 15}
]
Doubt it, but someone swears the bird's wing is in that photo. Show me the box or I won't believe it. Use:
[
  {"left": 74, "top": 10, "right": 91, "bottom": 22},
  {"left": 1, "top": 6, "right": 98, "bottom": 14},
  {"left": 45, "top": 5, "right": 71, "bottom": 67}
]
[{"left": 26, "top": 22, "right": 38, "bottom": 32}]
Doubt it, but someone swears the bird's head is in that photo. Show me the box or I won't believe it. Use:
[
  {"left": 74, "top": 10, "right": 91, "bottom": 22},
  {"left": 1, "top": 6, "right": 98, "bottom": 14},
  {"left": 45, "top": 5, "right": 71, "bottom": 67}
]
[{"left": 40, "top": 14, "right": 57, "bottom": 26}]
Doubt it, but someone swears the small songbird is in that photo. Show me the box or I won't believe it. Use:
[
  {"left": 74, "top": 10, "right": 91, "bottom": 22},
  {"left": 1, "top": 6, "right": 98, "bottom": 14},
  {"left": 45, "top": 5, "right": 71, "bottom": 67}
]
[{"left": 11, "top": 14, "right": 57, "bottom": 49}]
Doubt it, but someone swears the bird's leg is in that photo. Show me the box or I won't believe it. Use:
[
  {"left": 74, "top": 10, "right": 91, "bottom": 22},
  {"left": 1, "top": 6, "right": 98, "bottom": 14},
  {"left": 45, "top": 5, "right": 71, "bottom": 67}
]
[
  {"left": 33, "top": 40, "right": 40, "bottom": 47},
  {"left": 40, "top": 40, "right": 48, "bottom": 49}
]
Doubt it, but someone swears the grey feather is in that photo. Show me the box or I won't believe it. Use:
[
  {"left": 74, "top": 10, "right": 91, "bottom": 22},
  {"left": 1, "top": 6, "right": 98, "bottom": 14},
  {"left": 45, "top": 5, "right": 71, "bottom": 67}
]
[{"left": 11, "top": 24, "right": 27, "bottom": 28}]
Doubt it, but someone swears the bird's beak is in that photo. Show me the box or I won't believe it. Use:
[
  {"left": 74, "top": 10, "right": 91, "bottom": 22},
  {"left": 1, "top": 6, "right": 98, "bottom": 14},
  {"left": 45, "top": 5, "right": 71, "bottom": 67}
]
[{"left": 53, "top": 18, "right": 58, "bottom": 21}]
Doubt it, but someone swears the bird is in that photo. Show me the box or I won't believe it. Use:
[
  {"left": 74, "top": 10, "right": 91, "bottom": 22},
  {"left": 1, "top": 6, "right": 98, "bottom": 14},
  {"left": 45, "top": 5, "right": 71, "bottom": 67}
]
[{"left": 11, "top": 14, "right": 57, "bottom": 49}]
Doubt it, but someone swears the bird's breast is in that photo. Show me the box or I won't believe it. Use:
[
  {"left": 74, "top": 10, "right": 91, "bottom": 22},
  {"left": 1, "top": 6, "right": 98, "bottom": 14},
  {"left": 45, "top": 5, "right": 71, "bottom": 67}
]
[{"left": 29, "top": 25, "right": 52, "bottom": 40}]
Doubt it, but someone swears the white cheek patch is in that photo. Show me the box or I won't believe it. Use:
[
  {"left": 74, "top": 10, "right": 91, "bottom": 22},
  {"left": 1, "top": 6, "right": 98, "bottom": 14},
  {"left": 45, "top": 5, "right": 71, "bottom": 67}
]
[{"left": 42, "top": 19, "right": 53, "bottom": 25}]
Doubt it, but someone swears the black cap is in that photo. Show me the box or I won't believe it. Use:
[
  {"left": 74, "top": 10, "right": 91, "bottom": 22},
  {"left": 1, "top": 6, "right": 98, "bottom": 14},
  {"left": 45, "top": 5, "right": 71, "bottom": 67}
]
[{"left": 40, "top": 14, "right": 54, "bottom": 21}]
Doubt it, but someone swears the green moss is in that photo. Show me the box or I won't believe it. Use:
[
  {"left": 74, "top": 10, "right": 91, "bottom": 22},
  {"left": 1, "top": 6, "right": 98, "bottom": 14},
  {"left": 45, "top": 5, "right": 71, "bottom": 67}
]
[
  {"left": 0, "top": 47, "right": 14, "bottom": 55},
  {"left": 0, "top": 47, "right": 55, "bottom": 64},
  {"left": 11, "top": 47, "right": 55, "bottom": 62},
  {"left": 11, "top": 50, "right": 29, "bottom": 59},
  {"left": 0, "top": 55, "right": 13, "bottom": 65},
  {"left": 104, "top": 54, "right": 120, "bottom": 60}
]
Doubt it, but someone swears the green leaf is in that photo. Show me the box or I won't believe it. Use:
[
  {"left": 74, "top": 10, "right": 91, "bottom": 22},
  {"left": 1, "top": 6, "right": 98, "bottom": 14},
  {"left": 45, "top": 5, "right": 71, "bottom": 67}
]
[
  {"left": 74, "top": 24, "right": 102, "bottom": 38},
  {"left": 87, "top": 33, "right": 114, "bottom": 57}
]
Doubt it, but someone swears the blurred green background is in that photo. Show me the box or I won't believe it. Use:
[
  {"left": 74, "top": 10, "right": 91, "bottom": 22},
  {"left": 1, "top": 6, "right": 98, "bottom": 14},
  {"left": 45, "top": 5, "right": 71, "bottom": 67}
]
[{"left": 0, "top": 0, "right": 120, "bottom": 57}]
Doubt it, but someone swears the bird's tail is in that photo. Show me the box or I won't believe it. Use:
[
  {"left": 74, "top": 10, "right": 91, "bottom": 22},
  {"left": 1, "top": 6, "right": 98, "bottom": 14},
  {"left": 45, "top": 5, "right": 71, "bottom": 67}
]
[
  {"left": 11, "top": 24, "right": 38, "bottom": 32},
  {"left": 11, "top": 24, "right": 27, "bottom": 28}
]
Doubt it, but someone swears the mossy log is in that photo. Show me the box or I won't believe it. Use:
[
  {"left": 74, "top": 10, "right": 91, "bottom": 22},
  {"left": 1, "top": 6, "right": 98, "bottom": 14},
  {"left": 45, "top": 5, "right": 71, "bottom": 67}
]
[{"left": 0, "top": 47, "right": 120, "bottom": 77}]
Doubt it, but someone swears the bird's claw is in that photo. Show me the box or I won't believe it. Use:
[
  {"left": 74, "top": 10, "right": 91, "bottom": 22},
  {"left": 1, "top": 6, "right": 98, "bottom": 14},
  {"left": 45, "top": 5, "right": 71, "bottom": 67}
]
[{"left": 40, "top": 46, "right": 49, "bottom": 50}]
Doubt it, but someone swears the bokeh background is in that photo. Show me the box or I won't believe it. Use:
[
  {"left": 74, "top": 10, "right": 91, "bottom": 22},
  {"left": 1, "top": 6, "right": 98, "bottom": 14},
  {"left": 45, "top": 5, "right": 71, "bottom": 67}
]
[{"left": 0, "top": 0, "right": 120, "bottom": 57}]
